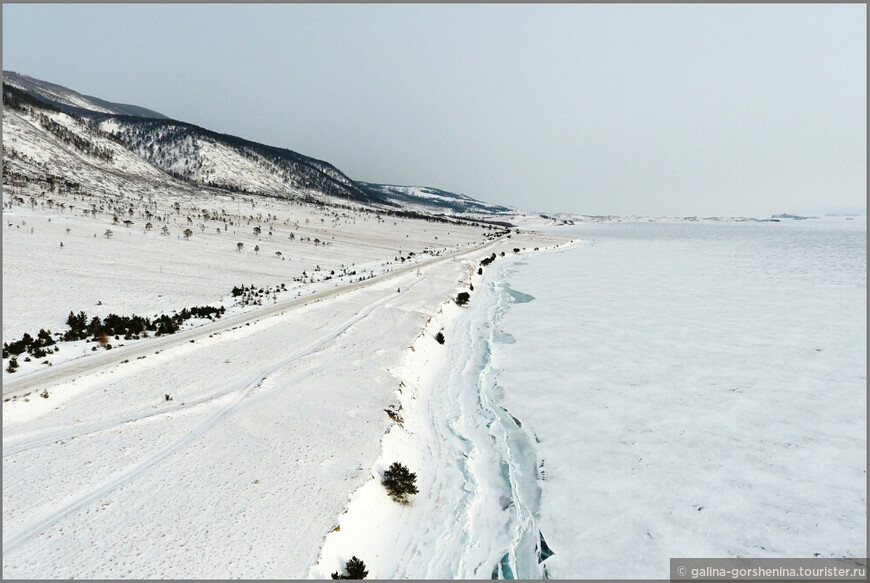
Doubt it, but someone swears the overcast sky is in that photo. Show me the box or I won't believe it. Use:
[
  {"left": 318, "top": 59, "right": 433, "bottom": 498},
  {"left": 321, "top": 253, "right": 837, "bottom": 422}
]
[{"left": 2, "top": 3, "right": 866, "bottom": 217}]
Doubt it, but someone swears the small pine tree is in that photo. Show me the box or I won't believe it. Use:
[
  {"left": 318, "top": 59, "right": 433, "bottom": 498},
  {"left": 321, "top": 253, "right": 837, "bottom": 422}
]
[
  {"left": 382, "top": 462, "right": 418, "bottom": 503},
  {"left": 331, "top": 556, "right": 368, "bottom": 580},
  {"left": 435, "top": 331, "right": 445, "bottom": 345}
]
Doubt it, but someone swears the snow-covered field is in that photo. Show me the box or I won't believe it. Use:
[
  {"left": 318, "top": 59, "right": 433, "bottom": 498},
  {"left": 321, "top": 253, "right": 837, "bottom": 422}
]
[{"left": 2, "top": 260, "right": 471, "bottom": 578}]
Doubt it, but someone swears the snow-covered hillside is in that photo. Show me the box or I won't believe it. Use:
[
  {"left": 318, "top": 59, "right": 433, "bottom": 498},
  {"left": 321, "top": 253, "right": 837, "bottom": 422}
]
[
  {"left": 4, "top": 72, "right": 519, "bottom": 219},
  {"left": 3, "top": 78, "right": 377, "bottom": 207},
  {"left": 4, "top": 98, "right": 177, "bottom": 188},
  {"left": 95, "top": 117, "right": 375, "bottom": 204}
]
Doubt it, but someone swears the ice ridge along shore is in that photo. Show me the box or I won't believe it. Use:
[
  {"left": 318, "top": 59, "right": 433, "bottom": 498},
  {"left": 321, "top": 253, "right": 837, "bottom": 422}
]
[{"left": 310, "top": 239, "right": 571, "bottom": 579}]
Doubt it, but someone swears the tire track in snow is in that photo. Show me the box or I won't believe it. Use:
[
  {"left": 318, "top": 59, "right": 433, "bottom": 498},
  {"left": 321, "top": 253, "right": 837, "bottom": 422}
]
[
  {"left": 2, "top": 281, "right": 417, "bottom": 555},
  {"left": 7, "top": 286, "right": 411, "bottom": 457},
  {"left": 3, "top": 393, "right": 221, "bottom": 457}
]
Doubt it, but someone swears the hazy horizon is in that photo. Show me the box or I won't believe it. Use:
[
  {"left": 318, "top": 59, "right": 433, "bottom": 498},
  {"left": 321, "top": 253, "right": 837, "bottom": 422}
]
[{"left": 2, "top": 4, "right": 866, "bottom": 217}]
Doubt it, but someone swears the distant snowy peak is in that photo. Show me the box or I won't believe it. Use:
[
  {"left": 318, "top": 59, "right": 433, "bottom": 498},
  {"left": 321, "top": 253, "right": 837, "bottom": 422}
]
[
  {"left": 359, "top": 182, "right": 512, "bottom": 216},
  {"left": 3, "top": 70, "right": 169, "bottom": 120}
]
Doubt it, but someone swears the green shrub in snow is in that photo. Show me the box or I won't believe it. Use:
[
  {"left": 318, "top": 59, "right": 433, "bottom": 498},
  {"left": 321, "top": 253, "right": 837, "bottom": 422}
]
[
  {"left": 382, "top": 462, "right": 418, "bottom": 504},
  {"left": 331, "top": 556, "right": 368, "bottom": 579}
]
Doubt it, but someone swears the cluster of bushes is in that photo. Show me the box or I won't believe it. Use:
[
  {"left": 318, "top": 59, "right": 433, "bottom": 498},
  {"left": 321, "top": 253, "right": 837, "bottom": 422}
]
[
  {"left": 3, "top": 304, "right": 228, "bottom": 372},
  {"left": 476, "top": 250, "right": 503, "bottom": 276},
  {"left": 231, "top": 283, "right": 286, "bottom": 306},
  {"left": 67, "top": 306, "right": 225, "bottom": 343},
  {"left": 63, "top": 309, "right": 151, "bottom": 342},
  {"left": 231, "top": 283, "right": 286, "bottom": 297},
  {"left": 3, "top": 328, "right": 56, "bottom": 359},
  {"left": 151, "top": 306, "right": 225, "bottom": 336},
  {"left": 483, "top": 228, "right": 511, "bottom": 240},
  {"left": 101, "top": 312, "right": 154, "bottom": 337},
  {"left": 62, "top": 311, "right": 91, "bottom": 341}
]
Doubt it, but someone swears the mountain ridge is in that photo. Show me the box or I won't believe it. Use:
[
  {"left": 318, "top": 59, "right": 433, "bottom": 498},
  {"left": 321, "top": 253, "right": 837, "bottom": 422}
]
[
  {"left": 3, "top": 71, "right": 513, "bottom": 219},
  {"left": 4, "top": 70, "right": 170, "bottom": 120}
]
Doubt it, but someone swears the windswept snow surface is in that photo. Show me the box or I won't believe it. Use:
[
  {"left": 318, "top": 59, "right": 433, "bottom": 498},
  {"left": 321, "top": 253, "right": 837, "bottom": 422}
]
[{"left": 312, "top": 218, "right": 865, "bottom": 580}]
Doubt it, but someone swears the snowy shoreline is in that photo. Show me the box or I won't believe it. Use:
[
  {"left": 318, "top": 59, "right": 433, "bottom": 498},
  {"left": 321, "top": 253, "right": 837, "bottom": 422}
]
[{"left": 309, "top": 240, "right": 571, "bottom": 579}]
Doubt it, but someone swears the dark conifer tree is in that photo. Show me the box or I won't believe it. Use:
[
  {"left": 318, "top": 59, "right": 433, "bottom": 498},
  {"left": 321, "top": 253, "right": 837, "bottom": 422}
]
[
  {"left": 331, "top": 556, "right": 368, "bottom": 580},
  {"left": 382, "top": 462, "right": 418, "bottom": 503}
]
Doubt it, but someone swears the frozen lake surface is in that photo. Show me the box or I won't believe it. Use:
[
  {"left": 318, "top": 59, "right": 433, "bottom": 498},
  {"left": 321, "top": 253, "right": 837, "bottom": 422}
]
[{"left": 488, "top": 218, "right": 866, "bottom": 578}]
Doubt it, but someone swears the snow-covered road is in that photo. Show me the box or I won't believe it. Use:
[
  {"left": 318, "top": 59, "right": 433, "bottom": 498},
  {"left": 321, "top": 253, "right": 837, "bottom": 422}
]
[{"left": 2, "top": 236, "right": 501, "bottom": 398}]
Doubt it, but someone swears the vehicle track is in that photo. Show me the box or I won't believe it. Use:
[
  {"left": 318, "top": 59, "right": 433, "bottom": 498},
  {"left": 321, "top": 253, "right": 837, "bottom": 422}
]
[{"left": 4, "top": 275, "right": 418, "bottom": 457}]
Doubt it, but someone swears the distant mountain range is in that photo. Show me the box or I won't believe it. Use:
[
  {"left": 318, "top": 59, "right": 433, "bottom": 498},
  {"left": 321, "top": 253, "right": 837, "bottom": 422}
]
[
  {"left": 358, "top": 183, "right": 511, "bottom": 215},
  {"left": 2, "top": 71, "right": 514, "bottom": 220}
]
